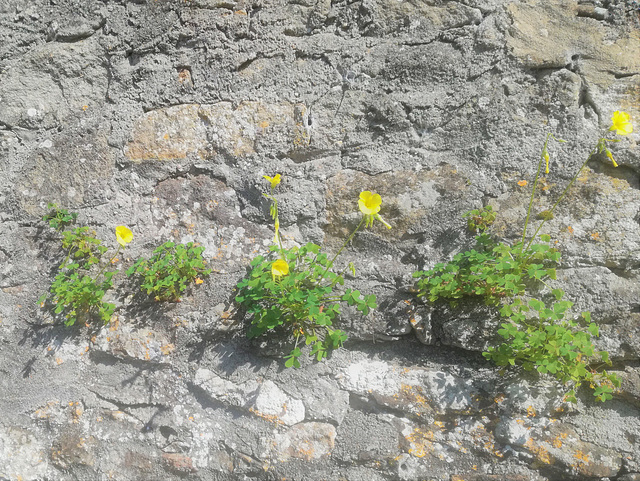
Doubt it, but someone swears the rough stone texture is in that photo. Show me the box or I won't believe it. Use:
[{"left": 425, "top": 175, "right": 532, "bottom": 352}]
[{"left": 2, "top": 0, "right": 640, "bottom": 479}]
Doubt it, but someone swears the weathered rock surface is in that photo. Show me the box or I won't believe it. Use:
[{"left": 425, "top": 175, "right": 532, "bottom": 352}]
[{"left": 2, "top": 0, "right": 640, "bottom": 479}]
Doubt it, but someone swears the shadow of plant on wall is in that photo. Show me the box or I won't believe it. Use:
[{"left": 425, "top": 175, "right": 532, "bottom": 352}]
[{"left": 413, "top": 111, "right": 633, "bottom": 403}]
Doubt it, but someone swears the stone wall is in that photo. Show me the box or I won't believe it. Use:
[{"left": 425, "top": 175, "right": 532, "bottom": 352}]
[{"left": 1, "top": 0, "right": 640, "bottom": 479}]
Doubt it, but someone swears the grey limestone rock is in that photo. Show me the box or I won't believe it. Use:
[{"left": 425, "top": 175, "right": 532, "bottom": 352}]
[{"left": 2, "top": 0, "right": 640, "bottom": 479}]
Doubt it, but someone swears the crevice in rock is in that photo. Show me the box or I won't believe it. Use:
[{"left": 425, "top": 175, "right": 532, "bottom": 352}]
[
  {"left": 88, "top": 388, "right": 164, "bottom": 411},
  {"left": 576, "top": 5, "right": 608, "bottom": 21},
  {"left": 88, "top": 348, "right": 173, "bottom": 369},
  {"left": 577, "top": 75, "right": 601, "bottom": 123},
  {"left": 53, "top": 17, "right": 107, "bottom": 43},
  {"left": 611, "top": 71, "right": 639, "bottom": 79}
]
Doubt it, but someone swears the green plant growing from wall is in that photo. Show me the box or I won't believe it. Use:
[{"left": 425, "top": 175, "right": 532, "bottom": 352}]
[
  {"left": 42, "top": 203, "right": 78, "bottom": 232},
  {"left": 236, "top": 175, "right": 391, "bottom": 368},
  {"left": 127, "top": 241, "right": 211, "bottom": 302},
  {"left": 39, "top": 209, "right": 133, "bottom": 326},
  {"left": 413, "top": 111, "right": 633, "bottom": 402}
]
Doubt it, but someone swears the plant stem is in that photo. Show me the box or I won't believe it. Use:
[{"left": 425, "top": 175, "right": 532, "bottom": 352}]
[
  {"left": 93, "top": 245, "right": 121, "bottom": 282},
  {"left": 524, "top": 144, "right": 599, "bottom": 251},
  {"left": 522, "top": 133, "right": 551, "bottom": 246},
  {"left": 318, "top": 217, "right": 365, "bottom": 285}
]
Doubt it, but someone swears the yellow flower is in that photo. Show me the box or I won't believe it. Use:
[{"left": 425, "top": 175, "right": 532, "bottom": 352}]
[
  {"left": 195, "top": 278, "right": 204, "bottom": 284},
  {"left": 358, "top": 191, "right": 382, "bottom": 215},
  {"left": 271, "top": 259, "right": 289, "bottom": 280},
  {"left": 605, "top": 149, "right": 618, "bottom": 168},
  {"left": 115, "top": 226, "right": 133, "bottom": 247},
  {"left": 609, "top": 111, "right": 633, "bottom": 136},
  {"left": 263, "top": 174, "right": 282, "bottom": 189},
  {"left": 544, "top": 151, "right": 550, "bottom": 174}
]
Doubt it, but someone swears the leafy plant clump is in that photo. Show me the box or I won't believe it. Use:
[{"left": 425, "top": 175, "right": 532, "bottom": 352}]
[
  {"left": 39, "top": 206, "right": 133, "bottom": 326},
  {"left": 127, "top": 241, "right": 211, "bottom": 302},
  {"left": 414, "top": 214, "right": 560, "bottom": 307},
  {"left": 486, "top": 294, "right": 620, "bottom": 403},
  {"left": 236, "top": 243, "right": 376, "bottom": 367},
  {"left": 43, "top": 203, "right": 78, "bottom": 232},
  {"left": 413, "top": 111, "right": 633, "bottom": 402},
  {"left": 235, "top": 175, "right": 390, "bottom": 368}
]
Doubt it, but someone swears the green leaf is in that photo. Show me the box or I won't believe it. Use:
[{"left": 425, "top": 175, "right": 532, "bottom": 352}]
[
  {"left": 552, "top": 288, "right": 564, "bottom": 301},
  {"left": 553, "top": 301, "right": 573, "bottom": 315},
  {"left": 528, "top": 299, "right": 545, "bottom": 311}
]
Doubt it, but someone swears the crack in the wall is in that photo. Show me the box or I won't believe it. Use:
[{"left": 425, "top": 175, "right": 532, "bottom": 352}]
[{"left": 88, "top": 388, "right": 164, "bottom": 411}]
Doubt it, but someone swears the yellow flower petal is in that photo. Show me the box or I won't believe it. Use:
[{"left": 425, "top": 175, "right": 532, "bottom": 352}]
[
  {"left": 115, "top": 226, "right": 133, "bottom": 247},
  {"left": 271, "top": 259, "right": 289, "bottom": 279},
  {"left": 605, "top": 149, "right": 618, "bottom": 168},
  {"left": 263, "top": 174, "right": 282, "bottom": 189},
  {"left": 195, "top": 278, "right": 204, "bottom": 284},
  {"left": 358, "top": 191, "right": 382, "bottom": 215},
  {"left": 610, "top": 111, "right": 633, "bottom": 136}
]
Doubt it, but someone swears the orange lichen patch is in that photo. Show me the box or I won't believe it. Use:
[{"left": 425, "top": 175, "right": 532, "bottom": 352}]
[
  {"left": 249, "top": 408, "right": 285, "bottom": 426},
  {"left": 406, "top": 427, "right": 435, "bottom": 458},
  {"left": 259, "top": 120, "right": 270, "bottom": 129},
  {"left": 526, "top": 405, "right": 537, "bottom": 417},
  {"left": 525, "top": 438, "right": 554, "bottom": 465},
  {"left": 34, "top": 401, "right": 60, "bottom": 419},
  {"left": 468, "top": 424, "right": 502, "bottom": 457},
  {"left": 82, "top": 105, "right": 89, "bottom": 111},
  {"left": 391, "top": 384, "right": 434, "bottom": 416},
  {"left": 433, "top": 420, "right": 445, "bottom": 430},
  {"left": 293, "top": 442, "right": 317, "bottom": 461},
  {"left": 71, "top": 403, "right": 84, "bottom": 423},
  {"left": 574, "top": 450, "right": 590, "bottom": 463},
  {"left": 517, "top": 180, "right": 528, "bottom": 187},
  {"left": 567, "top": 226, "right": 574, "bottom": 235},
  {"left": 109, "top": 317, "right": 120, "bottom": 332},
  {"left": 494, "top": 393, "right": 505, "bottom": 404},
  {"left": 590, "top": 232, "right": 600, "bottom": 241},
  {"left": 173, "top": 318, "right": 189, "bottom": 328},
  {"left": 234, "top": 9, "right": 247, "bottom": 15},
  {"left": 552, "top": 436, "right": 563, "bottom": 448}
]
